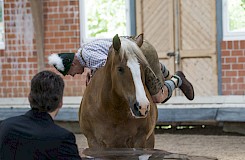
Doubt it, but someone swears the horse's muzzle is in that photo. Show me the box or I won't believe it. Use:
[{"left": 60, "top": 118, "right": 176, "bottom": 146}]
[{"left": 130, "top": 101, "right": 150, "bottom": 118}]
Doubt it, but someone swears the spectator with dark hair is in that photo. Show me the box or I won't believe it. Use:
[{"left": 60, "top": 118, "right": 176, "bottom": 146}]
[{"left": 0, "top": 70, "right": 81, "bottom": 160}]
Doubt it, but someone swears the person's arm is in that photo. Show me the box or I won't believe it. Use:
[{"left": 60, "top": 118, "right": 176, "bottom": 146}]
[{"left": 58, "top": 132, "right": 82, "bottom": 160}]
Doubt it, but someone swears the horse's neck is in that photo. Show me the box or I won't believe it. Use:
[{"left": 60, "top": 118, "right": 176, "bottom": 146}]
[{"left": 89, "top": 67, "right": 112, "bottom": 101}]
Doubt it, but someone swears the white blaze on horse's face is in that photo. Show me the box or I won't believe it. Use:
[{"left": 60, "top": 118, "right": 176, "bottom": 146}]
[{"left": 127, "top": 56, "right": 150, "bottom": 117}]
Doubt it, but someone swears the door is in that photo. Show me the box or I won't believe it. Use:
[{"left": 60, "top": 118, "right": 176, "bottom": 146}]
[{"left": 136, "top": 0, "right": 218, "bottom": 96}]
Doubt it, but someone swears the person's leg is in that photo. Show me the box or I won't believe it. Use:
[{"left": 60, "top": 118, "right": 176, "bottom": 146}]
[
  {"left": 140, "top": 40, "right": 194, "bottom": 103},
  {"left": 160, "top": 62, "right": 194, "bottom": 101},
  {"left": 139, "top": 40, "right": 169, "bottom": 103},
  {"left": 160, "top": 62, "right": 172, "bottom": 80}
]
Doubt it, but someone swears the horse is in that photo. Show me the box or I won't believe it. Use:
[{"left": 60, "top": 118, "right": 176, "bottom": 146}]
[{"left": 79, "top": 34, "right": 158, "bottom": 148}]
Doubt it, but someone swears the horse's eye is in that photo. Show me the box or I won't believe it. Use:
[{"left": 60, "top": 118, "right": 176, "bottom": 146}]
[{"left": 117, "top": 67, "right": 124, "bottom": 73}]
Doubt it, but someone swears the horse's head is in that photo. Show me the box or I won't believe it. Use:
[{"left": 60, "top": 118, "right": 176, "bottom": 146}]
[{"left": 107, "top": 34, "right": 150, "bottom": 118}]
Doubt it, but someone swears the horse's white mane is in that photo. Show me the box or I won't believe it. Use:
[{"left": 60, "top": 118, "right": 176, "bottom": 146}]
[{"left": 119, "top": 37, "right": 149, "bottom": 67}]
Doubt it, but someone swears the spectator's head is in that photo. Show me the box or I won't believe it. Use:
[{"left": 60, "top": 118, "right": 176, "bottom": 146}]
[{"left": 28, "top": 70, "right": 65, "bottom": 112}]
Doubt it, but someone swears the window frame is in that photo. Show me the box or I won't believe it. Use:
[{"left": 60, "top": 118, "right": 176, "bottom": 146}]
[
  {"left": 79, "top": 0, "right": 135, "bottom": 44},
  {"left": 222, "top": 0, "right": 245, "bottom": 40},
  {"left": 0, "top": 0, "right": 5, "bottom": 49}
]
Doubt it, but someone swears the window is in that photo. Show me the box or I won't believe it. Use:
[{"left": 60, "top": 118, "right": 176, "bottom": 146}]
[
  {"left": 79, "top": 0, "right": 135, "bottom": 43},
  {"left": 222, "top": 0, "right": 245, "bottom": 40},
  {"left": 0, "top": 0, "right": 4, "bottom": 49}
]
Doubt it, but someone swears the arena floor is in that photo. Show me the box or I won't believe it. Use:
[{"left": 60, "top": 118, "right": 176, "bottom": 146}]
[{"left": 75, "top": 133, "right": 245, "bottom": 160}]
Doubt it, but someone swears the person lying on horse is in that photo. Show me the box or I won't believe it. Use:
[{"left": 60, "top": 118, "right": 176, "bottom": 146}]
[{"left": 48, "top": 34, "right": 194, "bottom": 103}]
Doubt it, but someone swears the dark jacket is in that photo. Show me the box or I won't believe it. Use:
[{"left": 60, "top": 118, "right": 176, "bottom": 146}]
[{"left": 0, "top": 109, "right": 81, "bottom": 160}]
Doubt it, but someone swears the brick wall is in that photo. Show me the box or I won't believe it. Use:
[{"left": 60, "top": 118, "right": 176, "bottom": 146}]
[
  {"left": 221, "top": 40, "right": 245, "bottom": 95},
  {"left": 0, "top": 0, "right": 86, "bottom": 98},
  {"left": 43, "top": 0, "right": 87, "bottom": 97},
  {"left": 0, "top": 0, "right": 244, "bottom": 98}
]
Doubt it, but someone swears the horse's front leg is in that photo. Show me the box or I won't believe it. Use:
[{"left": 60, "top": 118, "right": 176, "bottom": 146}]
[
  {"left": 87, "top": 136, "right": 106, "bottom": 148},
  {"left": 133, "top": 129, "right": 155, "bottom": 148},
  {"left": 145, "top": 133, "right": 155, "bottom": 148},
  {"left": 130, "top": 134, "right": 147, "bottom": 148}
]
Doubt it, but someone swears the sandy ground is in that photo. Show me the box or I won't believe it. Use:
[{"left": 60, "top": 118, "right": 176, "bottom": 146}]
[{"left": 75, "top": 133, "right": 245, "bottom": 160}]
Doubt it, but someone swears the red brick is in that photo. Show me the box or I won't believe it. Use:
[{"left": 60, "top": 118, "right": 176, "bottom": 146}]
[
  {"left": 222, "top": 64, "right": 231, "bottom": 70},
  {"left": 48, "top": 2, "right": 59, "bottom": 7},
  {"left": 232, "top": 77, "right": 243, "bottom": 83},
  {"left": 227, "top": 84, "right": 238, "bottom": 90},
  {"left": 45, "top": 44, "right": 55, "bottom": 50},
  {"left": 59, "top": 14, "right": 69, "bottom": 18},
  {"left": 55, "top": 32, "right": 64, "bottom": 37},
  {"left": 65, "top": 19, "right": 74, "bottom": 24},
  {"left": 238, "top": 57, "right": 245, "bottom": 63},
  {"left": 232, "top": 64, "right": 243, "bottom": 70},
  {"left": 71, "top": 38, "right": 79, "bottom": 43},
  {"left": 60, "top": 26, "right": 69, "bottom": 30},
  {"left": 226, "top": 71, "right": 237, "bottom": 77},
  {"left": 221, "top": 41, "right": 227, "bottom": 49},
  {"left": 225, "top": 57, "right": 237, "bottom": 63},
  {"left": 233, "top": 91, "right": 244, "bottom": 95},
  {"left": 49, "top": 25, "right": 59, "bottom": 31},
  {"left": 221, "top": 50, "right": 230, "bottom": 56},
  {"left": 238, "top": 71, "right": 245, "bottom": 76},
  {"left": 221, "top": 57, "right": 224, "bottom": 63},
  {"left": 222, "top": 91, "right": 230, "bottom": 95},
  {"left": 222, "top": 77, "right": 231, "bottom": 83},
  {"left": 60, "top": 38, "right": 70, "bottom": 43},
  {"left": 50, "top": 38, "right": 60, "bottom": 43},
  {"left": 7, "top": 34, "right": 16, "bottom": 39},
  {"left": 65, "top": 31, "right": 75, "bottom": 36},
  {"left": 227, "top": 41, "right": 233, "bottom": 49},
  {"left": 240, "top": 40, "right": 245, "bottom": 49},
  {"left": 3, "top": 76, "right": 11, "bottom": 81},
  {"left": 48, "top": 14, "right": 59, "bottom": 19},
  {"left": 2, "top": 64, "right": 11, "bottom": 68},
  {"left": 45, "top": 32, "right": 54, "bottom": 37},
  {"left": 59, "top": 1, "right": 69, "bottom": 6},
  {"left": 28, "top": 58, "right": 37, "bottom": 62},
  {"left": 70, "top": 0, "right": 79, "bottom": 5},
  {"left": 65, "top": 44, "right": 75, "bottom": 49},
  {"left": 55, "top": 44, "right": 65, "bottom": 50},
  {"left": 71, "top": 25, "right": 79, "bottom": 30},
  {"left": 232, "top": 50, "right": 243, "bottom": 56}
]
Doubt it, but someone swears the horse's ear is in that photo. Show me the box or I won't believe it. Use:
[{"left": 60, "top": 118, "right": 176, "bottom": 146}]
[
  {"left": 135, "top": 33, "right": 144, "bottom": 47},
  {"left": 113, "top": 34, "right": 121, "bottom": 52}
]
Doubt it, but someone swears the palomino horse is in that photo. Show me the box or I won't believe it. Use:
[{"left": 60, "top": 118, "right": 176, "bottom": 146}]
[{"left": 79, "top": 34, "right": 158, "bottom": 148}]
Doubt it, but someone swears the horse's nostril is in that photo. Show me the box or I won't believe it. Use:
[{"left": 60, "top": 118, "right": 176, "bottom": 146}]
[
  {"left": 134, "top": 104, "right": 138, "bottom": 111},
  {"left": 134, "top": 102, "right": 140, "bottom": 110}
]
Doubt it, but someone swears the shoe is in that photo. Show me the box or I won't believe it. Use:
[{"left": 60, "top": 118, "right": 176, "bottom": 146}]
[{"left": 175, "top": 71, "right": 194, "bottom": 100}]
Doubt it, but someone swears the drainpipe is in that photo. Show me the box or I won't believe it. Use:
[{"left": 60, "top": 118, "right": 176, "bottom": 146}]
[
  {"left": 167, "top": 0, "right": 181, "bottom": 96},
  {"left": 174, "top": 0, "right": 181, "bottom": 96},
  {"left": 30, "top": 0, "right": 45, "bottom": 72},
  {"left": 174, "top": 0, "right": 180, "bottom": 71},
  {"left": 216, "top": 0, "right": 223, "bottom": 95}
]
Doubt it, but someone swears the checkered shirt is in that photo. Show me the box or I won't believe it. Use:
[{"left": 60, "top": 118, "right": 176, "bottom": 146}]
[{"left": 76, "top": 39, "right": 112, "bottom": 70}]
